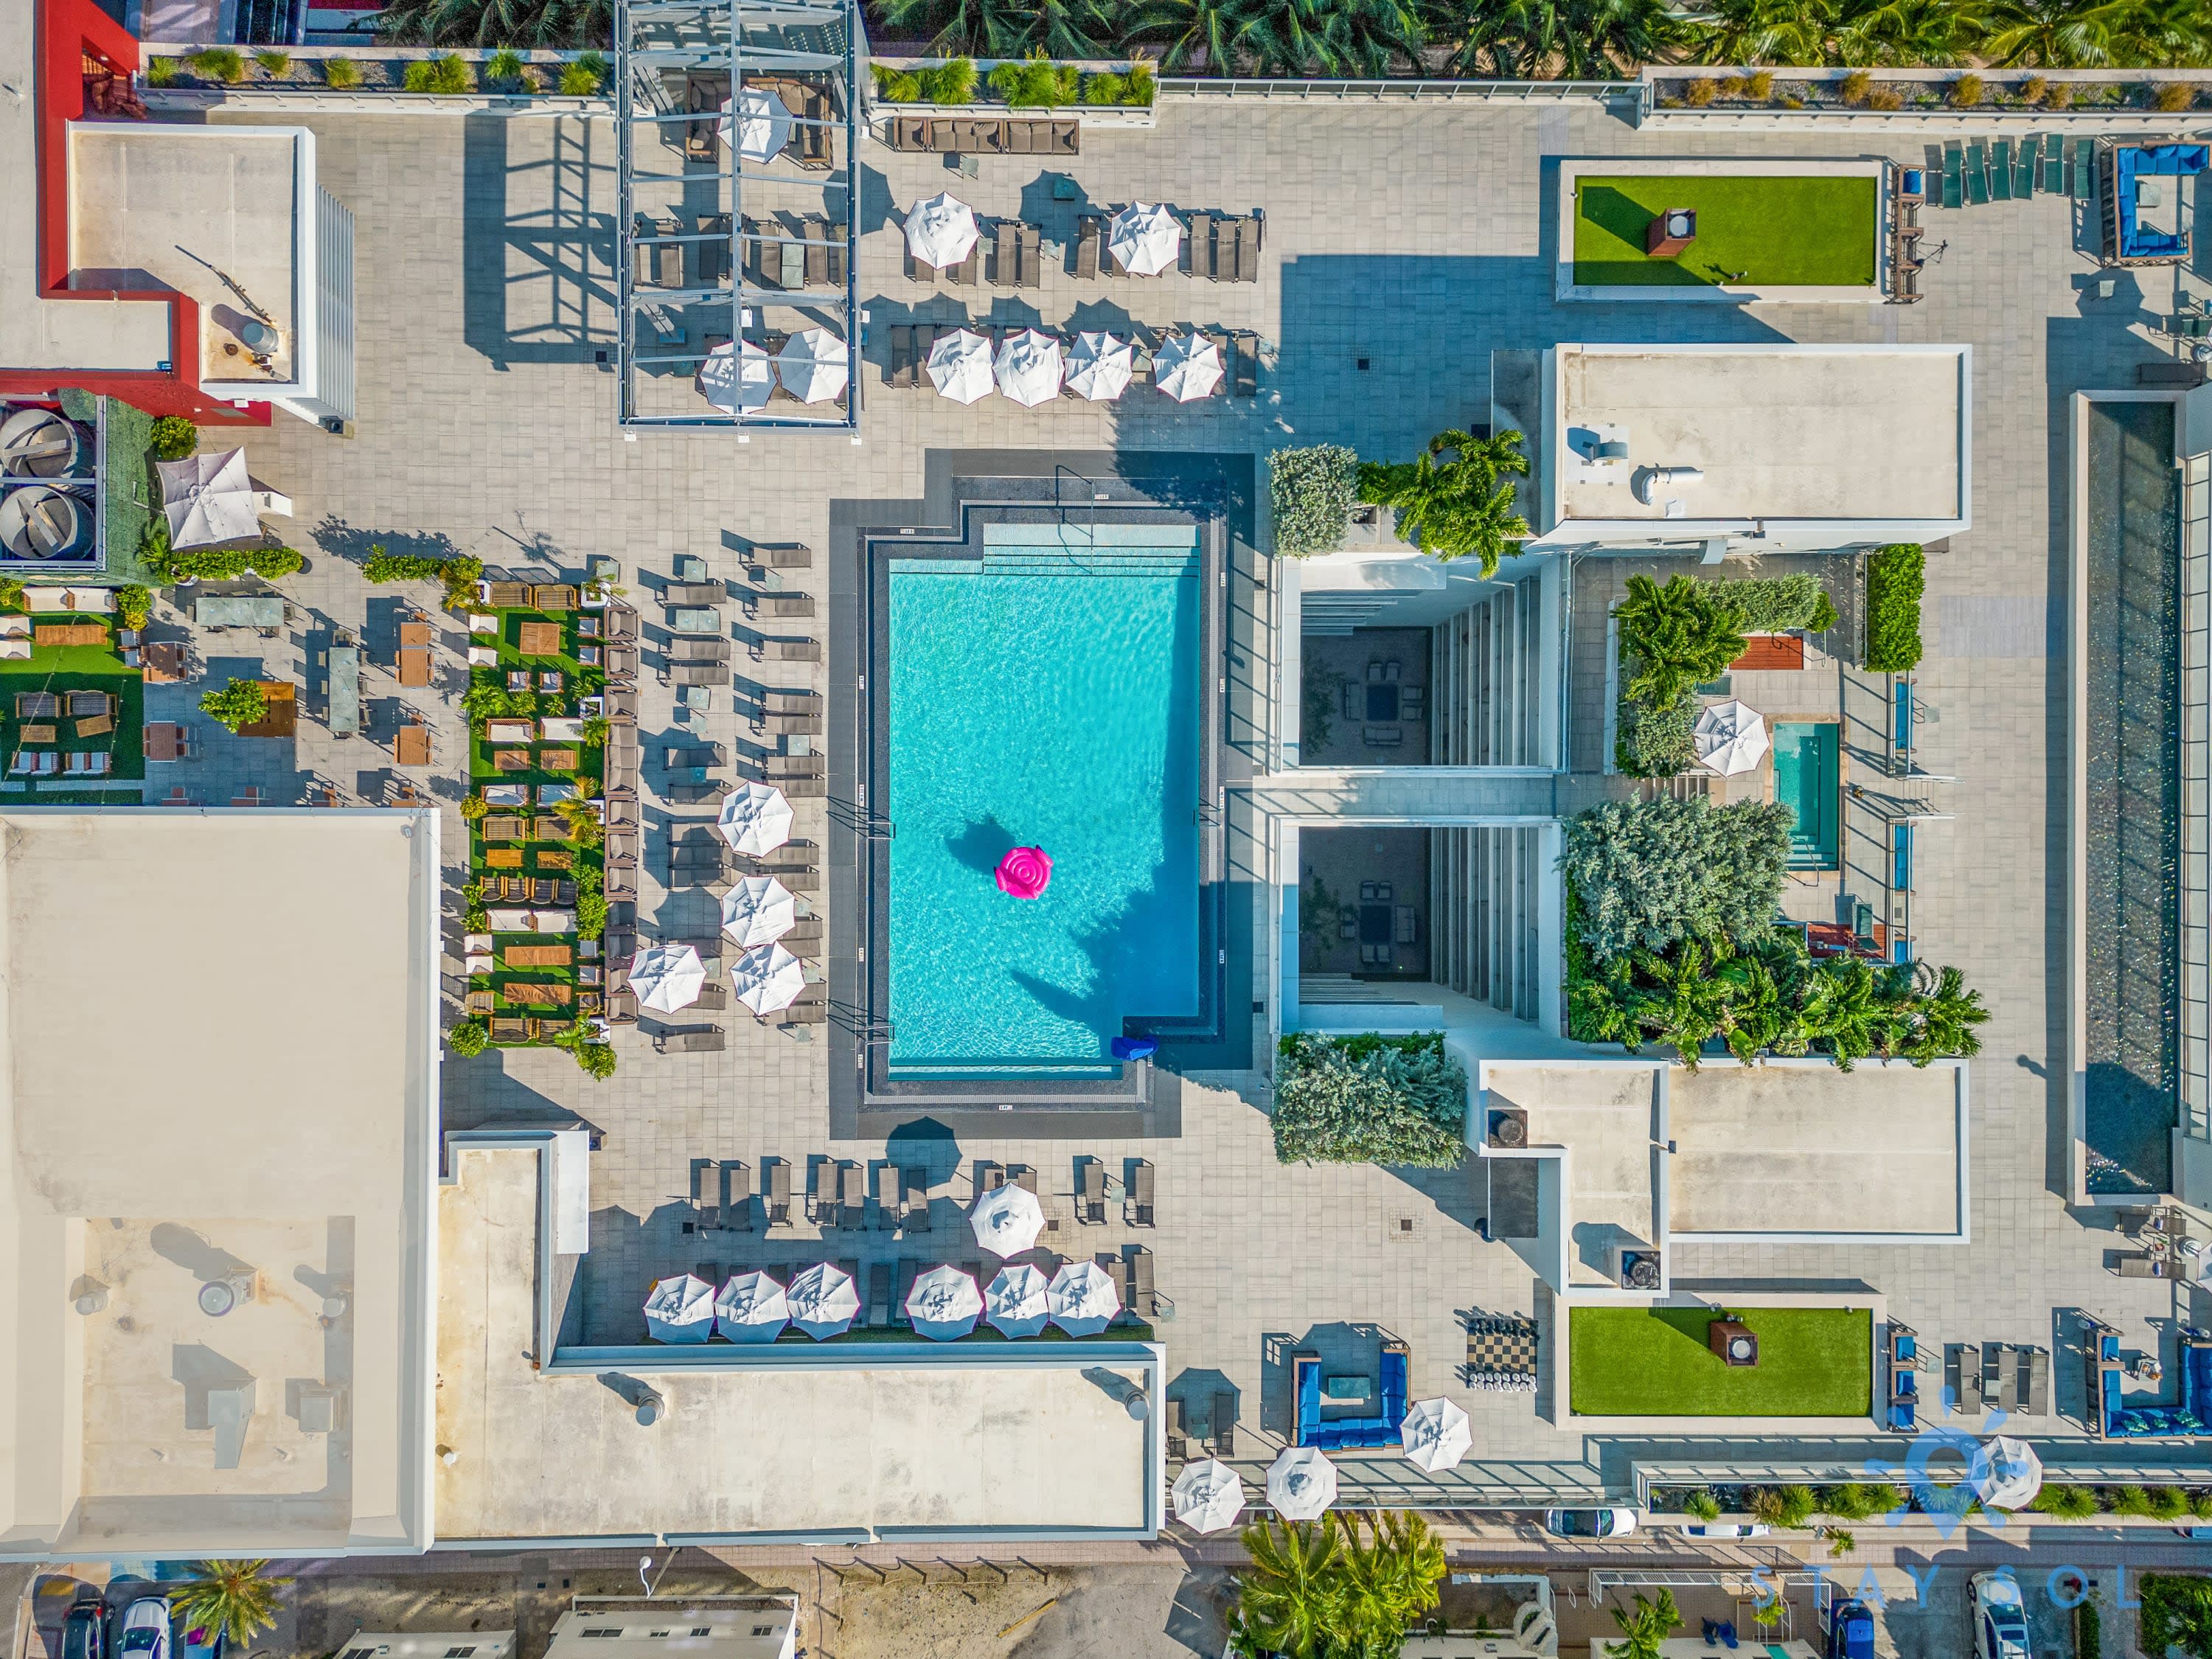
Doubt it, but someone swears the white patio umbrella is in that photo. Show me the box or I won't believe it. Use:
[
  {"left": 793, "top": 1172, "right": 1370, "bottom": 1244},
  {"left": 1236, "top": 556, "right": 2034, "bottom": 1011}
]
[
  {"left": 1065, "top": 331, "right": 1134, "bottom": 402},
  {"left": 905, "top": 1263, "right": 984, "bottom": 1340},
  {"left": 994, "top": 328, "right": 1065, "bottom": 408},
  {"left": 720, "top": 85, "right": 793, "bottom": 164},
  {"left": 1400, "top": 1397, "right": 1473, "bottom": 1473},
  {"left": 1155, "top": 334, "right": 1224, "bottom": 403},
  {"left": 713, "top": 1270, "right": 789, "bottom": 1343},
  {"left": 776, "top": 328, "right": 849, "bottom": 405},
  {"left": 927, "top": 328, "right": 995, "bottom": 405},
  {"left": 720, "top": 874, "right": 798, "bottom": 948},
  {"left": 1047, "top": 1259, "right": 1120, "bottom": 1338},
  {"left": 1172, "top": 1458, "right": 1246, "bottom": 1534},
  {"left": 642, "top": 1272, "right": 715, "bottom": 1343},
  {"left": 1972, "top": 1435, "right": 2044, "bottom": 1510},
  {"left": 731, "top": 942, "right": 806, "bottom": 1016},
  {"left": 718, "top": 781, "right": 794, "bottom": 856},
  {"left": 904, "top": 191, "right": 979, "bottom": 268},
  {"left": 158, "top": 448, "right": 261, "bottom": 549},
  {"left": 785, "top": 1261, "right": 860, "bottom": 1340},
  {"left": 984, "top": 1264, "right": 1050, "bottom": 1338},
  {"left": 627, "top": 943, "right": 706, "bottom": 1015},
  {"left": 1265, "top": 1445, "right": 1338, "bottom": 1521},
  {"left": 698, "top": 338, "right": 773, "bottom": 416},
  {"left": 1693, "top": 699, "right": 1771, "bottom": 777},
  {"left": 1108, "top": 201, "right": 1182, "bottom": 276},
  {"left": 970, "top": 1182, "right": 1046, "bottom": 1256}
]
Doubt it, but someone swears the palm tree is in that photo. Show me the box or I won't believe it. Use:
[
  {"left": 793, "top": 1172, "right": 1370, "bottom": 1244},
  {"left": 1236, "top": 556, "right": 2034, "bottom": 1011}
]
[
  {"left": 1447, "top": 0, "right": 1684, "bottom": 78},
  {"left": 1832, "top": 0, "right": 1980, "bottom": 63},
  {"left": 1715, "top": 950, "right": 1804, "bottom": 1063},
  {"left": 1027, "top": 0, "right": 1108, "bottom": 59},
  {"left": 1332, "top": 1512, "right": 1446, "bottom": 1647},
  {"left": 1900, "top": 963, "right": 1988, "bottom": 1065},
  {"left": 1357, "top": 430, "right": 1530, "bottom": 577},
  {"left": 1615, "top": 574, "right": 1747, "bottom": 706},
  {"left": 1628, "top": 942, "right": 1730, "bottom": 1066},
  {"left": 1798, "top": 955, "right": 1908, "bottom": 1071},
  {"left": 1224, "top": 0, "right": 1429, "bottom": 78},
  {"left": 875, "top": 0, "right": 1030, "bottom": 56},
  {"left": 1684, "top": 0, "right": 1835, "bottom": 63},
  {"left": 1232, "top": 1516, "right": 1343, "bottom": 1659},
  {"left": 170, "top": 1562, "right": 291, "bottom": 1649},
  {"left": 375, "top": 0, "right": 606, "bottom": 46},
  {"left": 2107, "top": 0, "right": 2211, "bottom": 63},
  {"left": 1978, "top": 0, "right": 2119, "bottom": 64},
  {"left": 1607, "top": 1589, "right": 1682, "bottom": 1659},
  {"left": 1571, "top": 954, "right": 1645, "bottom": 1049},
  {"left": 1139, "top": 0, "right": 1242, "bottom": 68}
]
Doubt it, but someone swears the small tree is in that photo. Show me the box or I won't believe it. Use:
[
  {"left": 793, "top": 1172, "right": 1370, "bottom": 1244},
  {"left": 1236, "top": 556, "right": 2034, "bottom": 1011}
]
[
  {"left": 1616, "top": 574, "right": 1748, "bottom": 705},
  {"left": 448, "top": 1019, "right": 490, "bottom": 1057},
  {"left": 1606, "top": 1588, "right": 1681, "bottom": 1659},
  {"left": 1268, "top": 445, "right": 1360, "bottom": 557},
  {"left": 150, "top": 415, "right": 200, "bottom": 461},
  {"left": 1272, "top": 1032, "right": 1467, "bottom": 1167},
  {"left": 1562, "top": 796, "right": 1794, "bottom": 961},
  {"left": 170, "top": 1561, "right": 289, "bottom": 1648},
  {"left": 1230, "top": 1516, "right": 1342, "bottom": 1659},
  {"left": 200, "top": 678, "right": 269, "bottom": 734},
  {"left": 552, "top": 1020, "right": 616, "bottom": 1079},
  {"left": 1357, "top": 428, "right": 1530, "bottom": 577},
  {"left": 116, "top": 584, "right": 152, "bottom": 628}
]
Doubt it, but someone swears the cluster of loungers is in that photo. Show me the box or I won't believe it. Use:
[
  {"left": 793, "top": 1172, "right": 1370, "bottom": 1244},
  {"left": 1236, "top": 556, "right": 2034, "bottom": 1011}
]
[
  {"left": 884, "top": 321, "right": 1260, "bottom": 399},
  {"left": 883, "top": 116, "right": 1078, "bottom": 156},
  {"left": 904, "top": 209, "right": 1262, "bottom": 285},
  {"left": 635, "top": 213, "right": 849, "bottom": 296}
]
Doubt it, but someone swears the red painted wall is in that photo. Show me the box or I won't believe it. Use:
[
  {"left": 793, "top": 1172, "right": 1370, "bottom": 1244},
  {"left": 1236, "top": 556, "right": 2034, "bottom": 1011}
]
[{"left": 0, "top": 0, "right": 268, "bottom": 426}]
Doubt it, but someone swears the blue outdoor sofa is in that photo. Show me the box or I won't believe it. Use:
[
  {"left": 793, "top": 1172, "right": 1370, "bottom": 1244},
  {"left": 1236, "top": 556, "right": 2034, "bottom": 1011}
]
[
  {"left": 2107, "top": 143, "right": 2209, "bottom": 263},
  {"left": 2092, "top": 1322, "right": 2212, "bottom": 1437},
  {"left": 1294, "top": 1342, "right": 1410, "bottom": 1449}
]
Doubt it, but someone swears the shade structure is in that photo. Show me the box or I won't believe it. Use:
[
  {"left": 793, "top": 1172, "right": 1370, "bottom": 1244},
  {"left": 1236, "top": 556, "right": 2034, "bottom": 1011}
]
[
  {"left": 970, "top": 1182, "right": 1046, "bottom": 1256},
  {"left": 718, "top": 781, "right": 794, "bottom": 856},
  {"left": 720, "top": 86, "right": 793, "bottom": 164},
  {"left": 785, "top": 1262, "right": 860, "bottom": 1339},
  {"left": 720, "top": 874, "right": 798, "bottom": 948},
  {"left": 642, "top": 1272, "right": 715, "bottom": 1343},
  {"left": 927, "top": 328, "right": 995, "bottom": 405},
  {"left": 1172, "top": 1458, "right": 1246, "bottom": 1534},
  {"left": 1972, "top": 1435, "right": 2044, "bottom": 1510},
  {"left": 1266, "top": 1445, "right": 1338, "bottom": 1520},
  {"left": 983, "top": 1264, "right": 1050, "bottom": 1338},
  {"left": 1155, "top": 335, "right": 1223, "bottom": 403},
  {"left": 1108, "top": 201, "right": 1182, "bottom": 276},
  {"left": 905, "top": 191, "right": 979, "bottom": 268},
  {"left": 158, "top": 448, "right": 260, "bottom": 549},
  {"left": 994, "top": 328, "right": 1065, "bottom": 408},
  {"left": 1047, "top": 1259, "right": 1120, "bottom": 1337},
  {"left": 712, "top": 1270, "right": 789, "bottom": 1343},
  {"left": 731, "top": 942, "right": 806, "bottom": 1016},
  {"left": 905, "top": 1263, "right": 984, "bottom": 1340},
  {"left": 776, "top": 328, "right": 849, "bottom": 405},
  {"left": 1693, "top": 699, "right": 1771, "bottom": 777},
  {"left": 1065, "top": 331, "right": 1133, "bottom": 402},
  {"left": 698, "top": 338, "right": 773, "bottom": 416},
  {"left": 627, "top": 943, "right": 706, "bottom": 1014},
  {"left": 1400, "top": 1397, "right": 1472, "bottom": 1473}
]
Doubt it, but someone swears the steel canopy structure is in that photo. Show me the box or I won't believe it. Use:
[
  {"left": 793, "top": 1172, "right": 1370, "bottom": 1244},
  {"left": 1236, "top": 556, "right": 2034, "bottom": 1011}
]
[{"left": 615, "top": 0, "right": 860, "bottom": 429}]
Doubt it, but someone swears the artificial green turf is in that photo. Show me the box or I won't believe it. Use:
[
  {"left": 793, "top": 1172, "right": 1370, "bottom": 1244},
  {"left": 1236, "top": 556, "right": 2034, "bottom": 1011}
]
[
  {"left": 0, "top": 636, "right": 147, "bottom": 782},
  {"left": 1568, "top": 1305, "right": 1873, "bottom": 1417},
  {"left": 1573, "top": 175, "right": 1879, "bottom": 288}
]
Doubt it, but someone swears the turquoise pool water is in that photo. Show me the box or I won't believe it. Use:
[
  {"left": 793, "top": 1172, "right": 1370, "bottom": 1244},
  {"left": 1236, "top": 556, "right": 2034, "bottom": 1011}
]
[
  {"left": 1772, "top": 721, "right": 1840, "bottom": 870},
  {"left": 884, "top": 525, "right": 1202, "bottom": 1076}
]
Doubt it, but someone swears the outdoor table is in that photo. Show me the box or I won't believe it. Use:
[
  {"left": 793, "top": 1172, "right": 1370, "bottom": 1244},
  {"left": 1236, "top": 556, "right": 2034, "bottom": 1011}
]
[
  {"left": 399, "top": 620, "right": 432, "bottom": 647},
  {"left": 1366, "top": 684, "right": 1399, "bottom": 720},
  {"left": 193, "top": 596, "right": 285, "bottom": 629},
  {"left": 18, "top": 724, "right": 55, "bottom": 744},
  {"left": 14, "top": 693, "right": 57, "bottom": 718},
  {"left": 142, "top": 642, "right": 187, "bottom": 684},
  {"left": 327, "top": 642, "right": 361, "bottom": 737},
  {"left": 516, "top": 621, "right": 564, "bottom": 656},
  {"left": 503, "top": 981, "right": 573, "bottom": 1006},
  {"left": 504, "top": 944, "right": 573, "bottom": 968},
  {"left": 143, "top": 723, "right": 184, "bottom": 762},
  {"left": 397, "top": 647, "right": 431, "bottom": 687},
  {"left": 34, "top": 623, "right": 105, "bottom": 647},
  {"left": 394, "top": 726, "right": 431, "bottom": 767},
  {"left": 493, "top": 749, "right": 530, "bottom": 771},
  {"left": 1322, "top": 1374, "right": 1370, "bottom": 1402},
  {"left": 75, "top": 714, "right": 112, "bottom": 738},
  {"left": 670, "top": 608, "right": 723, "bottom": 635},
  {"left": 540, "top": 745, "right": 580, "bottom": 771}
]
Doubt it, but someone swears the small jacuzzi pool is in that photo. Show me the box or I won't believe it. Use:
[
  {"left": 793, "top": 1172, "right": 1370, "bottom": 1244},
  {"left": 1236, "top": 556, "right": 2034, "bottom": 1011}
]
[{"left": 1772, "top": 721, "right": 1840, "bottom": 871}]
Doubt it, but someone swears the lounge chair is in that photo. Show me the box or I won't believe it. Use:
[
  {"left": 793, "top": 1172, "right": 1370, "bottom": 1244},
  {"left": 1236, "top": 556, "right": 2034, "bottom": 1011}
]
[
  {"left": 1167, "top": 1397, "right": 1188, "bottom": 1461},
  {"left": 2027, "top": 1347, "right": 2050, "bottom": 1415},
  {"left": 1074, "top": 215, "right": 1102, "bottom": 279},
  {"left": 693, "top": 1161, "right": 721, "bottom": 1232},
  {"left": 751, "top": 543, "right": 812, "bottom": 569},
  {"left": 873, "top": 1163, "right": 900, "bottom": 1229},
  {"left": 1189, "top": 212, "right": 1218, "bottom": 279},
  {"left": 1013, "top": 1164, "right": 1038, "bottom": 1195},
  {"left": 894, "top": 1259, "right": 922, "bottom": 1326},
  {"left": 653, "top": 1025, "right": 726, "bottom": 1053},
  {"left": 763, "top": 753, "right": 824, "bottom": 780},
  {"left": 866, "top": 1262, "right": 891, "bottom": 1326},
  {"left": 664, "top": 581, "right": 724, "bottom": 607},
  {"left": 767, "top": 1161, "right": 792, "bottom": 1226},
  {"left": 975, "top": 1160, "right": 1006, "bottom": 1196},
  {"left": 1129, "top": 1159, "right": 1155, "bottom": 1226},
  {"left": 839, "top": 1160, "right": 867, "bottom": 1229},
  {"left": 724, "top": 1162, "right": 754, "bottom": 1233},
  {"left": 1212, "top": 1390, "right": 1236, "bottom": 1455},
  {"left": 1018, "top": 224, "right": 1041, "bottom": 288},
  {"left": 1128, "top": 1245, "right": 1155, "bottom": 1315},
  {"left": 899, "top": 1166, "right": 926, "bottom": 1229},
  {"left": 1102, "top": 1252, "right": 1132, "bottom": 1319},
  {"left": 994, "top": 220, "right": 1020, "bottom": 287},
  {"left": 751, "top": 637, "right": 821, "bottom": 663},
  {"left": 744, "top": 591, "right": 815, "bottom": 620},
  {"left": 1079, "top": 1160, "right": 1106, "bottom": 1224},
  {"left": 888, "top": 325, "right": 917, "bottom": 388},
  {"left": 1234, "top": 215, "right": 1262, "bottom": 283},
  {"left": 1965, "top": 138, "right": 1990, "bottom": 205}
]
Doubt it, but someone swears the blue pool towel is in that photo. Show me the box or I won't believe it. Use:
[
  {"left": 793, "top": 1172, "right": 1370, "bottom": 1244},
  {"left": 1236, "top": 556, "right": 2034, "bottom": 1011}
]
[{"left": 1111, "top": 1034, "right": 1159, "bottom": 1060}]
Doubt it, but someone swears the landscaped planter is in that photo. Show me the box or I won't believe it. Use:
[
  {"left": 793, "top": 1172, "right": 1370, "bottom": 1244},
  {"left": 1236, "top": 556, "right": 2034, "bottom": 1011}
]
[
  {"left": 866, "top": 55, "right": 1158, "bottom": 131},
  {"left": 137, "top": 44, "right": 610, "bottom": 111},
  {"left": 1643, "top": 65, "right": 2212, "bottom": 129}
]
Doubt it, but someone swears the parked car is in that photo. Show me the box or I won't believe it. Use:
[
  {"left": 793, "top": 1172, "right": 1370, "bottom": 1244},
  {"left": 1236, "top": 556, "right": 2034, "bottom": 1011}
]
[
  {"left": 1543, "top": 1506, "right": 1638, "bottom": 1540},
  {"left": 116, "top": 1600, "right": 171, "bottom": 1659},
  {"left": 1971, "top": 1573, "right": 2031, "bottom": 1659},
  {"left": 60, "top": 1601, "right": 106, "bottom": 1659},
  {"left": 1680, "top": 1521, "right": 1770, "bottom": 1538}
]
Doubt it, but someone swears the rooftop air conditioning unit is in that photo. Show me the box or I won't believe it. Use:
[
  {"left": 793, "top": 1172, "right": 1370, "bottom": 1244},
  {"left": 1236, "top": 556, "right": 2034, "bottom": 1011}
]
[
  {"left": 1618, "top": 1249, "right": 1661, "bottom": 1290},
  {"left": 1488, "top": 1107, "right": 1528, "bottom": 1150}
]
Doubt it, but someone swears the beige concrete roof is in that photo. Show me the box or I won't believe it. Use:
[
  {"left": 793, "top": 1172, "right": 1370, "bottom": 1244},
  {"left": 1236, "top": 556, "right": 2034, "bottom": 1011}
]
[
  {"left": 1488, "top": 1064, "right": 1660, "bottom": 1289},
  {"left": 0, "top": 810, "right": 440, "bottom": 1557}
]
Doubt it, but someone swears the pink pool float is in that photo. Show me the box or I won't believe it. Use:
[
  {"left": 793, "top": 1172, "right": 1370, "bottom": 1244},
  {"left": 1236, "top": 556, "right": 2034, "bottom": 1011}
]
[{"left": 995, "top": 846, "right": 1053, "bottom": 900}]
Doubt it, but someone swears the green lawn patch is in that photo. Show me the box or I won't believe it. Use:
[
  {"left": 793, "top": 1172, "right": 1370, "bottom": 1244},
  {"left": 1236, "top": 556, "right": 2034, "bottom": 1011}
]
[
  {"left": 1568, "top": 1305, "right": 1872, "bottom": 1417},
  {"left": 0, "top": 635, "right": 146, "bottom": 783},
  {"left": 1573, "top": 175, "right": 1879, "bottom": 288}
]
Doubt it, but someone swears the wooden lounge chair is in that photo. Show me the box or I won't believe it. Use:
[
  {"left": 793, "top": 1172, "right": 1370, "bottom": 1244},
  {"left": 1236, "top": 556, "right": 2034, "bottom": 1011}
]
[
  {"left": 1212, "top": 1389, "right": 1236, "bottom": 1455},
  {"left": 1074, "top": 216, "right": 1102, "bottom": 279},
  {"left": 994, "top": 220, "right": 1020, "bottom": 287},
  {"left": 1130, "top": 1159, "right": 1155, "bottom": 1226},
  {"left": 653, "top": 1025, "right": 726, "bottom": 1053}
]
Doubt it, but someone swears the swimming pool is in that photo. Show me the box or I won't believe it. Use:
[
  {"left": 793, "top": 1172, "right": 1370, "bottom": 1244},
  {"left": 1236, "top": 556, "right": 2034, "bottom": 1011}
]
[
  {"left": 1772, "top": 722, "right": 1840, "bottom": 871},
  {"left": 883, "top": 524, "right": 1203, "bottom": 1077}
]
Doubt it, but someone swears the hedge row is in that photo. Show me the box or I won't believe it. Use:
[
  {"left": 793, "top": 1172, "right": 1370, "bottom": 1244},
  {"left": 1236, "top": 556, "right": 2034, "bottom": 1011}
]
[{"left": 1865, "top": 543, "right": 1925, "bottom": 672}]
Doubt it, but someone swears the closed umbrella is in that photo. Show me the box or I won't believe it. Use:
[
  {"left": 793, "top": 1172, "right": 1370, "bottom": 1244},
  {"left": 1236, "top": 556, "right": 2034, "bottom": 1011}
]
[
  {"left": 720, "top": 874, "right": 798, "bottom": 948},
  {"left": 1973, "top": 1435, "right": 2043, "bottom": 1510},
  {"left": 1693, "top": 699, "right": 1770, "bottom": 777},
  {"left": 713, "top": 1270, "right": 788, "bottom": 1343},
  {"left": 718, "top": 781, "right": 793, "bottom": 856},
  {"left": 984, "top": 1264, "right": 1049, "bottom": 1338},
  {"left": 1266, "top": 1445, "right": 1338, "bottom": 1520},
  {"left": 642, "top": 1272, "right": 714, "bottom": 1343},
  {"left": 1172, "top": 1458, "right": 1246, "bottom": 1534},
  {"left": 970, "top": 1183, "right": 1046, "bottom": 1256},
  {"left": 158, "top": 448, "right": 261, "bottom": 549},
  {"left": 1047, "top": 1259, "right": 1120, "bottom": 1338},
  {"left": 720, "top": 85, "right": 793, "bottom": 164},
  {"left": 698, "top": 338, "right": 773, "bottom": 416},
  {"left": 1400, "top": 1397, "right": 1472, "bottom": 1473},
  {"left": 905, "top": 1263, "right": 984, "bottom": 1340},
  {"left": 777, "top": 329, "right": 849, "bottom": 405},
  {"left": 1065, "top": 331, "right": 1133, "bottom": 402},
  {"left": 995, "top": 329, "right": 1065, "bottom": 408},
  {"left": 927, "top": 329, "right": 995, "bottom": 405},
  {"left": 1155, "top": 334, "right": 1223, "bottom": 403},
  {"left": 785, "top": 1262, "right": 860, "bottom": 1339},
  {"left": 627, "top": 943, "right": 706, "bottom": 1014},
  {"left": 732, "top": 942, "right": 806, "bottom": 1016},
  {"left": 1108, "top": 202, "right": 1182, "bottom": 276},
  {"left": 904, "top": 192, "right": 979, "bottom": 268}
]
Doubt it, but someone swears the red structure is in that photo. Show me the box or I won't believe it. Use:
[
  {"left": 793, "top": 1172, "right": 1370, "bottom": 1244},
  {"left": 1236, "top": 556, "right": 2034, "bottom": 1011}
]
[{"left": 0, "top": 0, "right": 267, "bottom": 425}]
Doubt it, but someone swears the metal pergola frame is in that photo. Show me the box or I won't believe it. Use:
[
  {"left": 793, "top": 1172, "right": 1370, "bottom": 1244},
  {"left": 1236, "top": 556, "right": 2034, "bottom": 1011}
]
[{"left": 615, "top": 0, "right": 860, "bottom": 430}]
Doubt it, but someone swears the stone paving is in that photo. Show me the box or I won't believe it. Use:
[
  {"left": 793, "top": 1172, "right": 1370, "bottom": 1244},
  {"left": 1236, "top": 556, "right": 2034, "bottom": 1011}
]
[{"left": 192, "top": 96, "right": 2203, "bottom": 1502}]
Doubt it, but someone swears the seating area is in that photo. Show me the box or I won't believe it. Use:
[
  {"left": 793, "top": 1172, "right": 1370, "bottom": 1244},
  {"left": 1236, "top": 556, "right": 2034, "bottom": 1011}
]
[
  {"left": 884, "top": 116, "right": 1079, "bottom": 156},
  {"left": 2101, "top": 141, "right": 2208, "bottom": 265},
  {"left": 1294, "top": 1341, "right": 1411, "bottom": 1448},
  {"left": 2088, "top": 1321, "right": 2212, "bottom": 1437}
]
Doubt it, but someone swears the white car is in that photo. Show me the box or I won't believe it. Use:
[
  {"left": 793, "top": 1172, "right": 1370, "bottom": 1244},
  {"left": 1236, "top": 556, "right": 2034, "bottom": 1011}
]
[
  {"left": 1972, "top": 1573, "right": 2031, "bottom": 1659},
  {"left": 1543, "top": 1506, "right": 1638, "bottom": 1540},
  {"left": 1680, "top": 1522, "right": 1770, "bottom": 1539},
  {"left": 116, "top": 1601, "right": 170, "bottom": 1659}
]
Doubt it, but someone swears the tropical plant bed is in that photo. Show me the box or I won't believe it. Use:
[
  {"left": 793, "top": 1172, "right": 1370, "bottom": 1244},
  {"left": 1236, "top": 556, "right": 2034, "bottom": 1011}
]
[
  {"left": 141, "top": 48, "right": 606, "bottom": 97},
  {"left": 1272, "top": 1030, "right": 1467, "bottom": 1167},
  {"left": 0, "top": 633, "right": 147, "bottom": 784},
  {"left": 1573, "top": 173, "right": 1877, "bottom": 288},
  {"left": 1568, "top": 1305, "right": 1872, "bottom": 1418},
  {"left": 1656, "top": 74, "right": 2201, "bottom": 115},
  {"left": 2140, "top": 1573, "right": 2212, "bottom": 1658}
]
